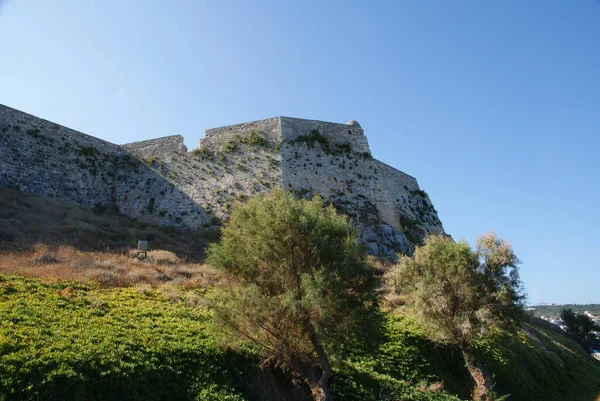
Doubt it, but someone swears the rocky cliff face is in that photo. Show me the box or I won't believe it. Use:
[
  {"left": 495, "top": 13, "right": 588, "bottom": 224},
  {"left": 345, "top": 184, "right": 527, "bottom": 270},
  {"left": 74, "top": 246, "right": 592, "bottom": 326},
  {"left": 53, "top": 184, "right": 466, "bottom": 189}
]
[{"left": 0, "top": 104, "right": 443, "bottom": 256}]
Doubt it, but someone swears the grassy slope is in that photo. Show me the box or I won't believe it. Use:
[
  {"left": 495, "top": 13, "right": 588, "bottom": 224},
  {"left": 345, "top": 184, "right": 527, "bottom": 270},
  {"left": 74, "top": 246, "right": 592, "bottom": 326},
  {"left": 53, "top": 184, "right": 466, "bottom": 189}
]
[
  {"left": 1, "top": 276, "right": 599, "bottom": 401},
  {"left": 0, "top": 276, "right": 259, "bottom": 401},
  {"left": 472, "top": 321, "right": 600, "bottom": 400}
]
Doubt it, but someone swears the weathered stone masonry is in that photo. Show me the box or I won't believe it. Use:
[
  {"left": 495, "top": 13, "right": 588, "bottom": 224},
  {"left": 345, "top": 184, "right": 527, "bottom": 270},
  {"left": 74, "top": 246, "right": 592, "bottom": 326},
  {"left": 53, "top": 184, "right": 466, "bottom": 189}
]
[{"left": 0, "top": 104, "right": 444, "bottom": 256}]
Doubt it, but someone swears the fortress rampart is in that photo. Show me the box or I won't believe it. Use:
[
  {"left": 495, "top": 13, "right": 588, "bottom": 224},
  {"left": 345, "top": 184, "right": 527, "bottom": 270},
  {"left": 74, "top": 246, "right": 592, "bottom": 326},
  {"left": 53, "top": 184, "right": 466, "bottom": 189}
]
[
  {"left": 123, "top": 135, "right": 188, "bottom": 160},
  {"left": 0, "top": 104, "right": 443, "bottom": 256},
  {"left": 0, "top": 104, "right": 123, "bottom": 208}
]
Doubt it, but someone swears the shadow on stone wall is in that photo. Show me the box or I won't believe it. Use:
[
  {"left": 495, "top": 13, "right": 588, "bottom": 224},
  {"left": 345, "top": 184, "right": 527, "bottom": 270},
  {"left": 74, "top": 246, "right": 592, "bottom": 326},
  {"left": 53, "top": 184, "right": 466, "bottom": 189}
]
[
  {"left": 112, "top": 150, "right": 213, "bottom": 229},
  {"left": 0, "top": 186, "right": 217, "bottom": 261},
  {"left": 0, "top": 104, "right": 214, "bottom": 245}
]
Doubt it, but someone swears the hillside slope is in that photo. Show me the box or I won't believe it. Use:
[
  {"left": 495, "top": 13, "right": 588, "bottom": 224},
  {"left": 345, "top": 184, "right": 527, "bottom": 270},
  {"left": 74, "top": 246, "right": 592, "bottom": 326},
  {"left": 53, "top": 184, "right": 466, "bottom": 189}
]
[{"left": 0, "top": 275, "right": 598, "bottom": 401}]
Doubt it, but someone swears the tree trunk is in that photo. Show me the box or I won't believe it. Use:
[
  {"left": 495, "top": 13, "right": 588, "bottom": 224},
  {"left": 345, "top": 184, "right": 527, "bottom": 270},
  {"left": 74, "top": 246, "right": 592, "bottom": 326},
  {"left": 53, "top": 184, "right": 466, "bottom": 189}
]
[
  {"left": 306, "top": 321, "right": 333, "bottom": 401},
  {"left": 460, "top": 344, "right": 494, "bottom": 401}
]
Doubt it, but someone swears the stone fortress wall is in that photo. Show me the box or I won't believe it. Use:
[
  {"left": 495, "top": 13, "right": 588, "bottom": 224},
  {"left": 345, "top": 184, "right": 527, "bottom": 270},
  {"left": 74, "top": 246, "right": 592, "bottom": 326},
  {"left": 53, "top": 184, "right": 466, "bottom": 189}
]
[
  {"left": 123, "top": 135, "right": 188, "bottom": 160},
  {"left": 0, "top": 105, "right": 210, "bottom": 228},
  {"left": 0, "top": 104, "right": 122, "bottom": 208},
  {"left": 280, "top": 117, "right": 370, "bottom": 155},
  {"left": 0, "top": 103, "right": 443, "bottom": 256},
  {"left": 199, "top": 118, "right": 281, "bottom": 151},
  {"left": 274, "top": 117, "right": 442, "bottom": 254}
]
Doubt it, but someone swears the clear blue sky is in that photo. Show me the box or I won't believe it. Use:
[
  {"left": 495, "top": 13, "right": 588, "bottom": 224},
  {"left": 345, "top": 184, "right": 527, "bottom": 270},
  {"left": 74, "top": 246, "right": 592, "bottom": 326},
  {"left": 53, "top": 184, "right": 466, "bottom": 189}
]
[{"left": 1, "top": 1, "right": 599, "bottom": 305}]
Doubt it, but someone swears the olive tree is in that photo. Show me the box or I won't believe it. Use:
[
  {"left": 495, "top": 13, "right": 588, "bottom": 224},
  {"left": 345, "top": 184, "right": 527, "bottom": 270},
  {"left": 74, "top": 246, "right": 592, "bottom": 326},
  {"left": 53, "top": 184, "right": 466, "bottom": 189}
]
[
  {"left": 386, "top": 233, "right": 524, "bottom": 401},
  {"left": 206, "top": 190, "right": 379, "bottom": 401}
]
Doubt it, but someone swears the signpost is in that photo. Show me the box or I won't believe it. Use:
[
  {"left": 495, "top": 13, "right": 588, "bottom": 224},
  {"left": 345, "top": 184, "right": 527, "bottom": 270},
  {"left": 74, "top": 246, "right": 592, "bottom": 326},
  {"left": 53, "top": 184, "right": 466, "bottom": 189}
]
[{"left": 137, "top": 240, "right": 148, "bottom": 258}]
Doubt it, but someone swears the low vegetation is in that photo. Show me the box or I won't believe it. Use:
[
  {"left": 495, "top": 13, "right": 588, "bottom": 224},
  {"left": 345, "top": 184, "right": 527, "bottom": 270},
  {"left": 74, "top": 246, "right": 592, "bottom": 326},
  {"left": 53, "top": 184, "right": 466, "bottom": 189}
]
[
  {"left": 287, "top": 130, "right": 353, "bottom": 156},
  {"left": 0, "top": 275, "right": 257, "bottom": 401},
  {"left": 1, "top": 274, "right": 599, "bottom": 401},
  {"left": 0, "top": 244, "right": 217, "bottom": 289},
  {"left": 1, "top": 189, "right": 599, "bottom": 400}
]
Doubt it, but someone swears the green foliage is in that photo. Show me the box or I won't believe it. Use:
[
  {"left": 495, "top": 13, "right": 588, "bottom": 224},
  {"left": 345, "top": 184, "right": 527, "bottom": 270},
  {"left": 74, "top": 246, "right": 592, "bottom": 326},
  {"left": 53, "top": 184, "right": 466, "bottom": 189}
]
[
  {"left": 287, "top": 131, "right": 354, "bottom": 157},
  {"left": 475, "top": 233, "right": 525, "bottom": 323},
  {"left": 399, "top": 215, "right": 424, "bottom": 246},
  {"left": 0, "top": 276, "right": 258, "bottom": 401},
  {"left": 1, "top": 275, "right": 599, "bottom": 401},
  {"left": 25, "top": 128, "right": 43, "bottom": 139},
  {"left": 410, "top": 189, "right": 428, "bottom": 198},
  {"left": 206, "top": 190, "right": 380, "bottom": 395},
  {"left": 386, "top": 233, "right": 525, "bottom": 400},
  {"left": 223, "top": 141, "right": 238, "bottom": 153},
  {"left": 240, "top": 131, "right": 269, "bottom": 147},
  {"left": 387, "top": 234, "right": 524, "bottom": 347},
  {"left": 471, "top": 321, "right": 600, "bottom": 401},
  {"left": 560, "top": 308, "right": 599, "bottom": 351},
  {"left": 191, "top": 147, "right": 214, "bottom": 159},
  {"left": 387, "top": 236, "right": 481, "bottom": 345},
  {"left": 79, "top": 146, "right": 99, "bottom": 158},
  {"left": 289, "top": 130, "right": 331, "bottom": 153},
  {"left": 330, "top": 312, "right": 600, "bottom": 401},
  {"left": 333, "top": 143, "right": 352, "bottom": 154},
  {"left": 330, "top": 315, "right": 466, "bottom": 401},
  {"left": 144, "top": 156, "right": 156, "bottom": 166}
]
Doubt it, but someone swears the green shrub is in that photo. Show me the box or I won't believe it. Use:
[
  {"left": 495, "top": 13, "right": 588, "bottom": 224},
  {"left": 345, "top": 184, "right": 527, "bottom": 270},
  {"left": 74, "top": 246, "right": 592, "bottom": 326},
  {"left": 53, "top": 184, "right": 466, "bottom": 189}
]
[
  {"left": 240, "top": 131, "right": 269, "bottom": 147},
  {"left": 289, "top": 129, "right": 331, "bottom": 153},
  {"left": 26, "top": 128, "right": 43, "bottom": 139},
  {"left": 191, "top": 147, "right": 213, "bottom": 159},
  {"left": 79, "top": 146, "right": 99, "bottom": 158},
  {"left": 334, "top": 142, "right": 352, "bottom": 154},
  {"left": 223, "top": 141, "right": 237, "bottom": 153},
  {"left": 410, "top": 189, "right": 428, "bottom": 198},
  {"left": 144, "top": 156, "right": 156, "bottom": 166}
]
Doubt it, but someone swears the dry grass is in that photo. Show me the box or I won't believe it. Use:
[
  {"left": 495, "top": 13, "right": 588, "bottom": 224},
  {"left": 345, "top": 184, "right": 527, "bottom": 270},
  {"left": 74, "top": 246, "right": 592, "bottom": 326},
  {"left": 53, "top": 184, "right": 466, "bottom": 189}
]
[{"left": 0, "top": 243, "right": 219, "bottom": 289}]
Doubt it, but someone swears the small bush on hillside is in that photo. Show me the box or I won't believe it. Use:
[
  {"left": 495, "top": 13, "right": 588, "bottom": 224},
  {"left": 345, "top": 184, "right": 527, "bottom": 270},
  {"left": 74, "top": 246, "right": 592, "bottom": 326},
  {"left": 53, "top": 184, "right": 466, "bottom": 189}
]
[
  {"left": 223, "top": 140, "right": 237, "bottom": 153},
  {"left": 240, "top": 130, "right": 269, "bottom": 147},
  {"left": 147, "top": 250, "right": 181, "bottom": 265}
]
